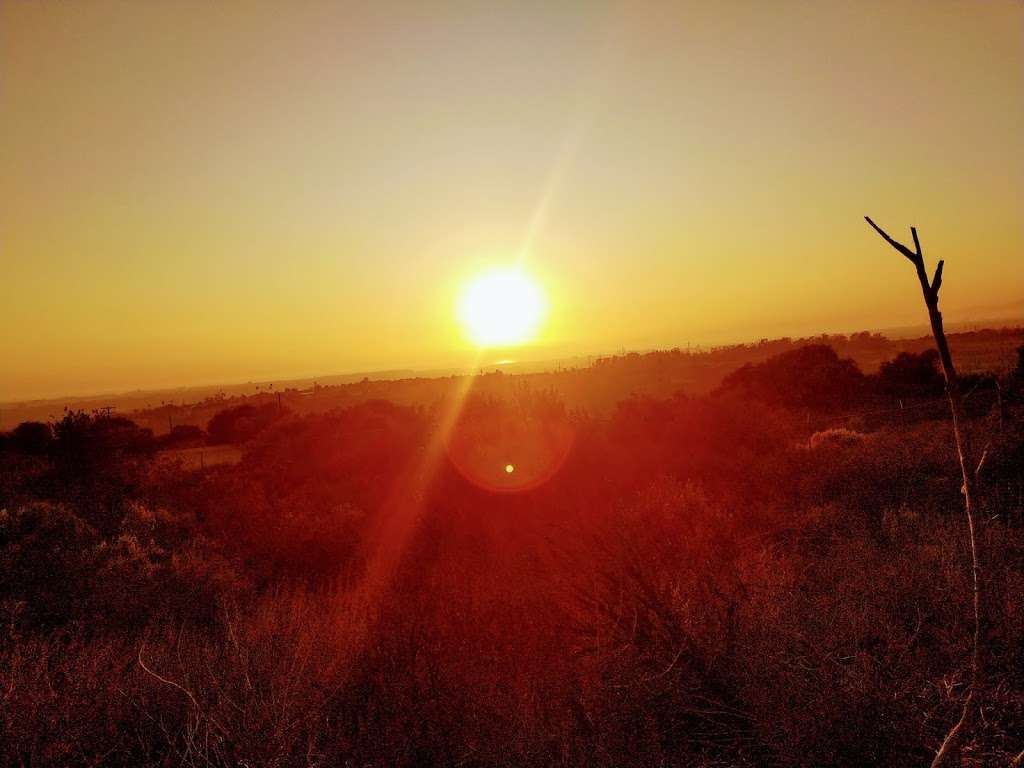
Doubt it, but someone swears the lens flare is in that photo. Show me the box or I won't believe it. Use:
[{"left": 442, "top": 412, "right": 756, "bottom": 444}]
[{"left": 446, "top": 408, "right": 574, "bottom": 494}]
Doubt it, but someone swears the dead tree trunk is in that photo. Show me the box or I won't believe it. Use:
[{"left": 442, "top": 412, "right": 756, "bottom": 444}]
[{"left": 864, "top": 216, "right": 981, "bottom": 768}]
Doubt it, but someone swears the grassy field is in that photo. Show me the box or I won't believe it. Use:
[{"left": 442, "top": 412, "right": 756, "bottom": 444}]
[{"left": 156, "top": 444, "right": 243, "bottom": 470}]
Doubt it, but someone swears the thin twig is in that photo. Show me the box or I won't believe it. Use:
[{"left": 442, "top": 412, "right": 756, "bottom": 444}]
[{"left": 137, "top": 641, "right": 199, "bottom": 710}]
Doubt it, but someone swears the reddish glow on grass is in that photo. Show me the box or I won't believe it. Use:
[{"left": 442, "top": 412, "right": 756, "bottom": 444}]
[{"left": 342, "top": 358, "right": 483, "bottom": 647}]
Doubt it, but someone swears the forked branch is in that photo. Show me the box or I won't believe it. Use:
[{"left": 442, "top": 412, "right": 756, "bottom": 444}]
[
  {"left": 864, "top": 216, "right": 982, "bottom": 768},
  {"left": 865, "top": 216, "right": 920, "bottom": 264},
  {"left": 864, "top": 216, "right": 947, "bottom": 308}
]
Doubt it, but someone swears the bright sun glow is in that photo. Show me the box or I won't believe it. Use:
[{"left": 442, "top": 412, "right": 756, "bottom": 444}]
[{"left": 457, "top": 268, "right": 546, "bottom": 347}]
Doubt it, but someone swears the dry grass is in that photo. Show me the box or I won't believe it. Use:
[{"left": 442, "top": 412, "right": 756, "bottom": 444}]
[{"left": 156, "top": 444, "right": 243, "bottom": 470}]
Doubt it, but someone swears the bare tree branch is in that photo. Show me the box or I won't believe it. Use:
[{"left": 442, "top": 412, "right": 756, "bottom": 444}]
[
  {"left": 931, "top": 260, "right": 944, "bottom": 297},
  {"left": 865, "top": 215, "right": 982, "bottom": 768},
  {"left": 864, "top": 216, "right": 920, "bottom": 263}
]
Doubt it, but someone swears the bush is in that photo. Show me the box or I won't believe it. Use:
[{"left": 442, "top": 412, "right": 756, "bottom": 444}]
[
  {"left": 0, "top": 502, "right": 100, "bottom": 628},
  {"left": 158, "top": 424, "right": 207, "bottom": 449},
  {"left": 876, "top": 349, "right": 945, "bottom": 399},
  {"left": 716, "top": 344, "right": 869, "bottom": 411},
  {"left": 0, "top": 500, "right": 244, "bottom": 633},
  {"left": 206, "top": 403, "right": 286, "bottom": 445},
  {"left": 808, "top": 426, "right": 866, "bottom": 449},
  {"left": 10, "top": 421, "right": 53, "bottom": 455}
]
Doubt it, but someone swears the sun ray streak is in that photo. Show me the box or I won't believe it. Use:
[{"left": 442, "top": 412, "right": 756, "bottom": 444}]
[{"left": 336, "top": 351, "right": 482, "bottom": 647}]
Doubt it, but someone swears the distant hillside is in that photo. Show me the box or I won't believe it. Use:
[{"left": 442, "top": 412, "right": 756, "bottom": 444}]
[
  {"left": 0, "top": 369, "right": 417, "bottom": 430},
  {"left": 3, "top": 326, "right": 1021, "bottom": 433},
  {"left": 3, "top": 326, "right": 1000, "bottom": 435}
]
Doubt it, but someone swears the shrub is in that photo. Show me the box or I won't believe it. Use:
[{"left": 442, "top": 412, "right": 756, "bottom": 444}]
[
  {"left": 10, "top": 421, "right": 53, "bottom": 455},
  {"left": 0, "top": 502, "right": 100, "bottom": 628},
  {"left": 716, "top": 344, "right": 868, "bottom": 411},
  {"left": 876, "top": 349, "right": 945, "bottom": 399},
  {"left": 808, "top": 426, "right": 866, "bottom": 449},
  {"left": 158, "top": 424, "right": 207, "bottom": 449},
  {"left": 206, "top": 403, "right": 286, "bottom": 445}
]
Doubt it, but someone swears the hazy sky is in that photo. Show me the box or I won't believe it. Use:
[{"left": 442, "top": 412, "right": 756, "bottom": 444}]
[{"left": 2, "top": 0, "right": 1021, "bottom": 400}]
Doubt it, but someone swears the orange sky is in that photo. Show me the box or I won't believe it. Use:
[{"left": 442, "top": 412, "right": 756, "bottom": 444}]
[{"left": 2, "top": 1, "right": 1021, "bottom": 401}]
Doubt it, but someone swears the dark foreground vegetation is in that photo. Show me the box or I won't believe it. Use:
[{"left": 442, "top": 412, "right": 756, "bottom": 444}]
[{"left": 2, "top": 342, "right": 1024, "bottom": 766}]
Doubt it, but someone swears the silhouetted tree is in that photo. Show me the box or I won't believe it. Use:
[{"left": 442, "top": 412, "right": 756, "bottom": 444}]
[
  {"left": 10, "top": 421, "right": 53, "bottom": 455},
  {"left": 716, "top": 344, "right": 867, "bottom": 411},
  {"left": 159, "top": 424, "right": 206, "bottom": 449},
  {"left": 47, "top": 411, "right": 156, "bottom": 532},
  {"left": 865, "top": 216, "right": 981, "bottom": 768},
  {"left": 207, "top": 403, "right": 286, "bottom": 445},
  {"left": 877, "top": 349, "right": 945, "bottom": 399}
]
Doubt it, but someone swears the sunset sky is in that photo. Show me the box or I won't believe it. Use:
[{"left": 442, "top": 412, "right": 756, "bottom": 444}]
[{"left": 2, "top": 0, "right": 1021, "bottom": 400}]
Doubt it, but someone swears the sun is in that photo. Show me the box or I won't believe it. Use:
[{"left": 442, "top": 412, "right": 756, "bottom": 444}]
[{"left": 457, "top": 268, "right": 547, "bottom": 347}]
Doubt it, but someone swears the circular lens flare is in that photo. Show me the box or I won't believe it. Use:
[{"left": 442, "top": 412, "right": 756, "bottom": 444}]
[
  {"left": 458, "top": 268, "right": 546, "bottom": 347},
  {"left": 446, "top": 409, "right": 574, "bottom": 495}
]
